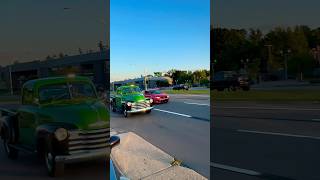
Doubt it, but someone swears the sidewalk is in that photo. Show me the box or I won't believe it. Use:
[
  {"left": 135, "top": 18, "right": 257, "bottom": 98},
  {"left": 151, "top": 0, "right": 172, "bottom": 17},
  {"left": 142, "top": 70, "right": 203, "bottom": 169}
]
[{"left": 111, "top": 131, "right": 207, "bottom": 180}]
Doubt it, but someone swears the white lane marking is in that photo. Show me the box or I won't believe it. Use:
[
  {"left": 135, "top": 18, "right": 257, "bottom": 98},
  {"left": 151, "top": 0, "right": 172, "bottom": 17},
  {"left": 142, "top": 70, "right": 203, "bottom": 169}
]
[
  {"left": 184, "top": 102, "right": 210, "bottom": 106},
  {"left": 170, "top": 94, "right": 209, "bottom": 98},
  {"left": 238, "top": 129, "right": 320, "bottom": 140},
  {"left": 211, "top": 162, "right": 261, "bottom": 176},
  {"left": 215, "top": 106, "right": 320, "bottom": 111},
  {"left": 154, "top": 108, "right": 192, "bottom": 118}
]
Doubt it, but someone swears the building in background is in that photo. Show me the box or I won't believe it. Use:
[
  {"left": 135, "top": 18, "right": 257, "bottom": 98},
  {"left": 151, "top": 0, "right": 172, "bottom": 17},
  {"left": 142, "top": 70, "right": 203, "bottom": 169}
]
[
  {"left": 112, "top": 76, "right": 173, "bottom": 91},
  {"left": 0, "top": 50, "right": 109, "bottom": 92}
]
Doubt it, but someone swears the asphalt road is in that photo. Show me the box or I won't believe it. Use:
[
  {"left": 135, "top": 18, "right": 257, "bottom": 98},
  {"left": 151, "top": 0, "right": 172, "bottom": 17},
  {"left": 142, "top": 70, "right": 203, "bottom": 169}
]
[
  {"left": 0, "top": 144, "right": 108, "bottom": 180},
  {"left": 111, "top": 94, "right": 210, "bottom": 178},
  {"left": 212, "top": 101, "right": 320, "bottom": 180},
  {"left": 0, "top": 103, "right": 108, "bottom": 180}
]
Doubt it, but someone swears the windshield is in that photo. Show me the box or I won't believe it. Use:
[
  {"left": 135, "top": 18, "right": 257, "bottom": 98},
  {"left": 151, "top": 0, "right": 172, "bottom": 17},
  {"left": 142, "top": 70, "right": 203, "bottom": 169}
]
[
  {"left": 122, "top": 87, "right": 141, "bottom": 94},
  {"left": 150, "top": 90, "right": 161, "bottom": 94},
  {"left": 39, "top": 82, "right": 96, "bottom": 104}
]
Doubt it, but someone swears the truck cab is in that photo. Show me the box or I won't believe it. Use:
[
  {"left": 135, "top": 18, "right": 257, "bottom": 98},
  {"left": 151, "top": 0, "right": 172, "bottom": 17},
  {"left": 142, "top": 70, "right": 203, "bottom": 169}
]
[
  {"left": 0, "top": 76, "right": 111, "bottom": 176},
  {"left": 110, "top": 85, "right": 153, "bottom": 117}
]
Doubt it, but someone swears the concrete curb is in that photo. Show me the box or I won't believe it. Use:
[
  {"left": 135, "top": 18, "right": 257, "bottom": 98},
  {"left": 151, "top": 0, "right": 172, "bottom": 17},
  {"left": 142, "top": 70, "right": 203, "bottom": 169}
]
[{"left": 111, "top": 131, "right": 207, "bottom": 180}]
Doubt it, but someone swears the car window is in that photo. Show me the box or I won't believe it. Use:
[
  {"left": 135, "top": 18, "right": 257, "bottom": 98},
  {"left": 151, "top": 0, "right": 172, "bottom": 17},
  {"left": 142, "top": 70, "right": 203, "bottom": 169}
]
[
  {"left": 39, "top": 82, "right": 96, "bottom": 103},
  {"left": 70, "top": 83, "right": 97, "bottom": 99},
  {"left": 39, "top": 84, "right": 70, "bottom": 103},
  {"left": 122, "top": 87, "right": 141, "bottom": 94},
  {"left": 150, "top": 90, "right": 161, "bottom": 94},
  {"left": 22, "top": 88, "right": 34, "bottom": 105}
]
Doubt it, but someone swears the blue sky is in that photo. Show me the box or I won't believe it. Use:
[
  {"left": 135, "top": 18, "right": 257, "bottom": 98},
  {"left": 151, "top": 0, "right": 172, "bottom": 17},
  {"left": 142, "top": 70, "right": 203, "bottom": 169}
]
[
  {"left": 0, "top": 0, "right": 107, "bottom": 66},
  {"left": 214, "top": 0, "right": 320, "bottom": 31},
  {"left": 110, "top": 0, "right": 210, "bottom": 82}
]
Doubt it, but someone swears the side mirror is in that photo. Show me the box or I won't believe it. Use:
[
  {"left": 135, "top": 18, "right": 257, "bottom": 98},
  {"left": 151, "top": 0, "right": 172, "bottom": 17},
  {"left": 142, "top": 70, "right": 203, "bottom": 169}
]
[{"left": 110, "top": 135, "right": 120, "bottom": 148}]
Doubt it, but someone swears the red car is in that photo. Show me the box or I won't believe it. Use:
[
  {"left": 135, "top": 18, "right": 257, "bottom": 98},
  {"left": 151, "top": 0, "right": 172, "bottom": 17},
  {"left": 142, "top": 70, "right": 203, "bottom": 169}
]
[{"left": 144, "top": 89, "right": 169, "bottom": 104}]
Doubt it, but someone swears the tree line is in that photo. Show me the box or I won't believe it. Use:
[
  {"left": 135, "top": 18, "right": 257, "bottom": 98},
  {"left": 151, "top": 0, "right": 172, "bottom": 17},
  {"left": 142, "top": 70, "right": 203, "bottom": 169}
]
[
  {"left": 211, "top": 25, "right": 320, "bottom": 81},
  {"left": 153, "top": 69, "right": 210, "bottom": 86}
]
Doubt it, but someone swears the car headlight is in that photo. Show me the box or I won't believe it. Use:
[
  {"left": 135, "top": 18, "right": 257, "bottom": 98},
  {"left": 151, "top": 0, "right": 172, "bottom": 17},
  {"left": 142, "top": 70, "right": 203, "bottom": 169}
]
[
  {"left": 149, "top": 99, "right": 153, "bottom": 103},
  {"left": 127, "top": 102, "right": 132, "bottom": 106},
  {"left": 54, "top": 128, "right": 68, "bottom": 141}
]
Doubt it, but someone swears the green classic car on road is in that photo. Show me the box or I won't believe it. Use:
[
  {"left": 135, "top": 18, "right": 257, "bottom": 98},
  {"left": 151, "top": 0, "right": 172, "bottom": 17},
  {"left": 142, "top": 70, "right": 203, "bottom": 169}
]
[
  {"left": 0, "top": 76, "right": 114, "bottom": 177},
  {"left": 110, "top": 85, "right": 153, "bottom": 117}
]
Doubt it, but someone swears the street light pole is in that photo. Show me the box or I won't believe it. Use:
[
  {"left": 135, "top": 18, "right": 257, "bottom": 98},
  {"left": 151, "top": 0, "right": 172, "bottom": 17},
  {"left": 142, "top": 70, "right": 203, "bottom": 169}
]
[
  {"left": 9, "top": 65, "right": 13, "bottom": 95},
  {"left": 144, "top": 67, "right": 148, "bottom": 91},
  {"left": 281, "top": 49, "right": 291, "bottom": 80},
  {"left": 284, "top": 53, "right": 288, "bottom": 80}
]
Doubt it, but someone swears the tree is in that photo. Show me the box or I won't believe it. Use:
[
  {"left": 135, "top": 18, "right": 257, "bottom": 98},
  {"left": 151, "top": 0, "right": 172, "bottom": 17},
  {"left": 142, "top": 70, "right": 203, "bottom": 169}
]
[
  {"left": 164, "top": 69, "right": 176, "bottom": 78},
  {"left": 78, "top": 48, "right": 83, "bottom": 54},
  {"left": 192, "top": 70, "right": 207, "bottom": 85},
  {"left": 154, "top": 72, "right": 162, "bottom": 77},
  {"left": 59, "top": 53, "right": 64, "bottom": 58},
  {"left": 98, "top": 41, "right": 104, "bottom": 51}
]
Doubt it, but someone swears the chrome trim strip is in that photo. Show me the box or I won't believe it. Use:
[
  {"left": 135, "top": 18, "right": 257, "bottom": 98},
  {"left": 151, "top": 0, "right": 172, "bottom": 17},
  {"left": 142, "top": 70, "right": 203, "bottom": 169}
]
[
  {"left": 69, "top": 138, "right": 109, "bottom": 145},
  {"left": 69, "top": 133, "right": 109, "bottom": 140},
  {"left": 69, "top": 143, "right": 108, "bottom": 150},
  {"left": 56, "top": 148, "right": 109, "bottom": 163},
  {"left": 127, "top": 107, "right": 153, "bottom": 113}
]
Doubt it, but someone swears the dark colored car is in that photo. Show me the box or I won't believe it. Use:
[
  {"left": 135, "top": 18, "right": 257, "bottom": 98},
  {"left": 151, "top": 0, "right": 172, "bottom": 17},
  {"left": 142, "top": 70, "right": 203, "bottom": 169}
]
[
  {"left": 212, "top": 71, "right": 250, "bottom": 91},
  {"left": 144, "top": 89, "right": 169, "bottom": 104},
  {"left": 172, "top": 84, "right": 189, "bottom": 90}
]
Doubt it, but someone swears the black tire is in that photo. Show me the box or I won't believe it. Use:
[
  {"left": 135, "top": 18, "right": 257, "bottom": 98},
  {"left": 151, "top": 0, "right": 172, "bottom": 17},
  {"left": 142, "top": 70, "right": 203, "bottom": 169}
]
[
  {"left": 123, "top": 106, "right": 128, "bottom": 118},
  {"left": 45, "top": 149, "right": 64, "bottom": 177},
  {"left": 146, "top": 110, "right": 151, "bottom": 114},
  {"left": 217, "top": 87, "right": 224, "bottom": 91},
  {"left": 2, "top": 128, "right": 18, "bottom": 159},
  {"left": 111, "top": 101, "right": 116, "bottom": 112},
  {"left": 242, "top": 86, "right": 250, "bottom": 91}
]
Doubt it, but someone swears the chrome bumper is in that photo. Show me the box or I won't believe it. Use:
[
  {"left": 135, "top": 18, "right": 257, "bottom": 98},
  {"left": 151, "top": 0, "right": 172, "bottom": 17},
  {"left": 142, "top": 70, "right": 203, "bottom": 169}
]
[
  {"left": 55, "top": 148, "right": 110, "bottom": 164},
  {"left": 127, "top": 107, "right": 153, "bottom": 113}
]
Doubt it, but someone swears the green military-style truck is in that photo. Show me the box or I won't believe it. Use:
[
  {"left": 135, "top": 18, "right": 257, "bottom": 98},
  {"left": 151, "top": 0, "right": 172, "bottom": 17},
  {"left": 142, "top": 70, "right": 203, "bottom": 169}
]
[
  {"left": 0, "top": 76, "right": 117, "bottom": 177},
  {"left": 110, "top": 85, "right": 153, "bottom": 117}
]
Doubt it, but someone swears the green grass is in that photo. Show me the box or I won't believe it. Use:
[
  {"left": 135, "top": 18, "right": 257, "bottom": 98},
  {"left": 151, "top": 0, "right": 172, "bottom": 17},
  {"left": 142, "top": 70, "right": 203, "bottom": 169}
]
[
  {"left": 163, "top": 89, "right": 210, "bottom": 95},
  {"left": 212, "top": 89, "right": 320, "bottom": 102}
]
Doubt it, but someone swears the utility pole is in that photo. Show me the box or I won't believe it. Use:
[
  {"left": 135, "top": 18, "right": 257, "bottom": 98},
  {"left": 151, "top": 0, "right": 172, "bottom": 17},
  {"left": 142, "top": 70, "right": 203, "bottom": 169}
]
[
  {"left": 9, "top": 65, "right": 13, "bottom": 95},
  {"left": 144, "top": 68, "right": 148, "bottom": 90},
  {"left": 264, "top": 45, "right": 273, "bottom": 71},
  {"left": 280, "top": 49, "right": 291, "bottom": 80},
  {"left": 284, "top": 53, "right": 288, "bottom": 80}
]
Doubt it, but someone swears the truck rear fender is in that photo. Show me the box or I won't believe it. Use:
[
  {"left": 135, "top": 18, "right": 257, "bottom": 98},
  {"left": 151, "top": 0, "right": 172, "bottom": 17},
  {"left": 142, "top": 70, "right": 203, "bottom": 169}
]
[{"left": 0, "top": 115, "right": 18, "bottom": 143}]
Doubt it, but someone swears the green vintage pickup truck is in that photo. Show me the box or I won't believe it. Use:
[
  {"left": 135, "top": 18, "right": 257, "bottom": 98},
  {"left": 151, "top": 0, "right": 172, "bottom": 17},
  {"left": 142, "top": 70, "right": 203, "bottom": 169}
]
[
  {"left": 110, "top": 85, "right": 153, "bottom": 117},
  {"left": 0, "top": 76, "right": 117, "bottom": 177}
]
